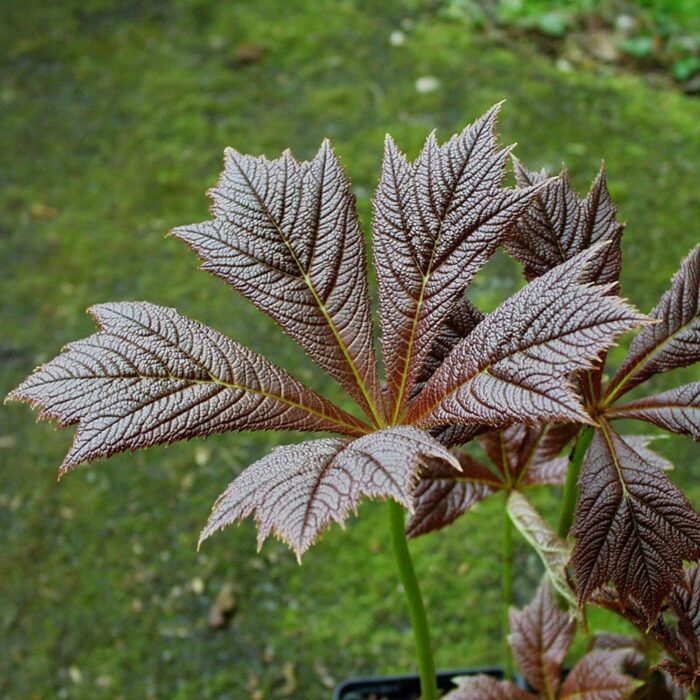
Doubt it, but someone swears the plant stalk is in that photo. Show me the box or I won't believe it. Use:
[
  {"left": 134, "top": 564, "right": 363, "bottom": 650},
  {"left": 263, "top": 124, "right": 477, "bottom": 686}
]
[
  {"left": 387, "top": 499, "right": 438, "bottom": 700},
  {"left": 557, "top": 425, "right": 595, "bottom": 540},
  {"left": 502, "top": 496, "right": 514, "bottom": 681}
]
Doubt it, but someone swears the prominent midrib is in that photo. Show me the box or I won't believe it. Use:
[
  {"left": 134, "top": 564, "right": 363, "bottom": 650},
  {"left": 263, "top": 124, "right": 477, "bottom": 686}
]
[
  {"left": 390, "top": 146, "right": 472, "bottom": 424},
  {"left": 603, "top": 320, "right": 691, "bottom": 406},
  {"left": 231, "top": 155, "right": 384, "bottom": 428}
]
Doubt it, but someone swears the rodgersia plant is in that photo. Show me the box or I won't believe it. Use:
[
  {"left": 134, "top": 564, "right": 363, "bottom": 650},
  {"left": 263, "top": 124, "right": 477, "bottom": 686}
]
[{"left": 9, "top": 101, "right": 698, "bottom": 699}]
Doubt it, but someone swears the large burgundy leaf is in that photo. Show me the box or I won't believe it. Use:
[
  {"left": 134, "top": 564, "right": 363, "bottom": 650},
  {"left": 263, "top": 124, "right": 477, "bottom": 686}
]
[
  {"left": 408, "top": 247, "right": 646, "bottom": 430},
  {"left": 508, "top": 579, "right": 575, "bottom": 696},
  {"left": 572, "top": 423, "right": 700, "bottom": 620},
  {"left": 373, "top": 103, "right": 544, "bottom": 420},
  {"left": 6, "top": 303, "right": 367, "bottom": 473},
  {"left": 443, "top": 675, "right": 533, "bottom": 700},
  {"left": 199, "top": 426, "right": 459, "bottom": 557},
  {"left": 172, "top": 141, "right": 382, "bottom": 421},
  {"left": 506, "top": 161, "right": 623, "bottom": 290},
  {"left": 559, "top": 650, "right": 640, "bottom": 700},
  {"left": 405, "top": 453, "right": 495, "bottom": 538},
  {"left": 608, "top": 382, "right": 700, "bottom": 441},
  {"left": 606, "top": 245, "right": 700, "bottom": 402}
]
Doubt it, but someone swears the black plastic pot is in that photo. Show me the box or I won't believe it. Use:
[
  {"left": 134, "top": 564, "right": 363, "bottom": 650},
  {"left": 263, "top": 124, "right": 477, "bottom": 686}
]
[{"left": 333, "top": 668, "right": 517, "bottom": 700}]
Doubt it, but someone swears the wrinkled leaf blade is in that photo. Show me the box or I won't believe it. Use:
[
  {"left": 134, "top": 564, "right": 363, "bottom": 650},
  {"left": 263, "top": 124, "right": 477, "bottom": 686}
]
[
  {"left": 606, "top": 245, "right": 700, "bottom": 401},
  {"left": 409, "top": 246, "right": 646, "bottom": 429},
  {"left": 608, "top": 382, "right": 700, "bottom": 441},
  {"left": 172, "top": 141, "right": 382, "bottom": 419},
  {"left": 572, "top": 422, "right": 700, "bottom": 620},
  {"left": 7, "top": 303, "right": 367, "bottom": 472},
  {"left": 199, "top": 426, "right": 459, "bottom": 557},
  {"left": 373, "top": 104, "right": 544, "bottom": 419}
]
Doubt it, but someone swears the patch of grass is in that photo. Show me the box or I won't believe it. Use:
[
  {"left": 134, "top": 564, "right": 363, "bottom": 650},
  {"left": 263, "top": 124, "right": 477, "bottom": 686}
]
[{"left": 1, "top": 1, "right": 699, "bottom": 698}]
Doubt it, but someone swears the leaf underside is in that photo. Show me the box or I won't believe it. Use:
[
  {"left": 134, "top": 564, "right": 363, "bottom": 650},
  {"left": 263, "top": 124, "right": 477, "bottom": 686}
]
[
  {"left": 199, "top": 426, "right": 458, "bottom": 558},
  {"left": 572, "top": 423, "right": 700, "bottom": 620},
  {"left": 172, "top": 140, "right": 382, "bottom": 418},
  {"left": 7, "top": 303, "right": 367, "bottom": 472},
  {"left": 507, "top": 493, "right": 576, "bottom": 609}
]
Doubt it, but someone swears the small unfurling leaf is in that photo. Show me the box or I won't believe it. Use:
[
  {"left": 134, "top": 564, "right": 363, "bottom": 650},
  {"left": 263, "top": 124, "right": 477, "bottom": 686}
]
[{"left": 507, "top": 493, "right": 576, "bottom": 609}]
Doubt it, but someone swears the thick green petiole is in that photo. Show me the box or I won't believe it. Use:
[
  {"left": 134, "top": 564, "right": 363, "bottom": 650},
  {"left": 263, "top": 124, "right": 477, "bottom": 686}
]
[
  {"left": 502, "top": 496, "right": 514, "bottom": 681},
  {"left": 557, "top": 425, "right": 595, "bottom": 540},
  {"left": 387, "top": 499, "right": 438, "bottom": 700}
]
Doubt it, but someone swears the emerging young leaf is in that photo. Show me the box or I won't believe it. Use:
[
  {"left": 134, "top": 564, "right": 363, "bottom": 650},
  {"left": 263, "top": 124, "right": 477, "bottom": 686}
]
[
  {"left": 444, "top": 675, "right": 533, "bottom": 700},
  {"left": 409, "top": 247, "right": 646, "bottom": 430},
  {"left": 507, "top": 493, "right": 576, "bottom": 609},
  {"left": 608, "top": 382, "right": 700, "bottom": 442},
  {"left": 172, "top": 141, "right": 383, "bottom": 419},
  {"left": 373, "top": 103, "right": 544, "bottom": 420},
  {"left": 572, "top": 423, "right": 700, "bottom": 620},
  {"left": 606, "top": 245, "right": 700, "bottom": 402},
  {"left": 506, "top": 161, "right": 623, "bottom": 290},
  {"left": 199, "top": 426, "right": 458, "bottom": 558},
  {"left": 559, "top": 650, "right": 641, "bottom": 700},
  {"left": 508, "top": 579, "right": 575, "bottom": 697},
  {"left": 7, "top": 303, "right": 367, "bottom": 472}
]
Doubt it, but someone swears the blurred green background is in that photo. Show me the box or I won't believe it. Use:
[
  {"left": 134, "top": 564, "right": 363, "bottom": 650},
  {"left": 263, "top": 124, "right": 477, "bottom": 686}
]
[{"left": 2, "top": 1, "right": 700, "bottom": 698}]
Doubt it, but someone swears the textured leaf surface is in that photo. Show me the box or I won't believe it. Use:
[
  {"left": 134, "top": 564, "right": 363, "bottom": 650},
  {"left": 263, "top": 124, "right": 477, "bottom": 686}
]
[
  {"left": 559, "top": 650, "right": 640, "bottom": 700},
  {"left": 660, "top": 564, "right": 700, "bottom": 689},
  {"left": 606, "top": 246, "right": 700, "bottom": 402},
  {"left": 507, "top": 161, "right": 623, "bottom": 290},
  {"left": 172, "top": 141, "right": 382, "bottom": 418},
  {"left": 412, "top": 296, "right": 484, "bottom": 398},
  {"left": 409, "top": 248, "right": 646, "bottom": 429},
  {"left": 618, "top": 434, "right": 674, "bottom": 471},
  {"left": 199, "top": 427, "right": 458, "bottom": 557},
  {"left": 406, "top": 452, "right": 494, "bottom": 538},
  {"left": 572, "top": 423, "right": 700, "bottom": 619},
  {"left": 7, "top": 303, "right": 367, "bottom": 472},
  {"left": 443, "top": 675, "right": 533, "bottom": 700},
  {"left": 507, "top": 494, "right": 576, "bottom": 609},
  {"left": 609, "top": 383, "right": 700, "bottom": 441},
  {"left": 373, "top": 104, "right": 543, "bottom": 419},
  {"left": 509, "top": 579, "right": 575, "bottom": 696}
]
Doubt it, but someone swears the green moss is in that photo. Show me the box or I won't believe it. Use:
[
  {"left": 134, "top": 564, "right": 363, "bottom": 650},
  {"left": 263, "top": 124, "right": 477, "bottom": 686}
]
[{"left": 1, "top": 1, "right": 699, "bottom": 697}]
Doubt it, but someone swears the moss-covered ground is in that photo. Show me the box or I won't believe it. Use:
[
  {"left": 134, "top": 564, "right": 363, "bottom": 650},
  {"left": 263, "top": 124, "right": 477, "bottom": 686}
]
[{"left": 1, "top": 1, "right": 699, "bottom": 698}]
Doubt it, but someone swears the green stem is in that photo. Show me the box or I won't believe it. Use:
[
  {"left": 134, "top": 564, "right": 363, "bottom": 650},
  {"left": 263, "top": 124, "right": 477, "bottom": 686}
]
[
  {"left": 502, "top": 497, "right": 514, "bottom": 681},
  {"left": 387, "top": 500, "right": 438, "bottom": 700},
  {"left": 557, "top": 425, "right": 595, "bottom": 539}
]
